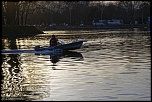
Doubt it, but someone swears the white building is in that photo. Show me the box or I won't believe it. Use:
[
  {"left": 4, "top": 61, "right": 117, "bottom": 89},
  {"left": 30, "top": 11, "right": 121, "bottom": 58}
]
[
  {"left": 92, "top": 19, "right": 106, "bottom": 26},
  {"left": 107, "top": 19, "right": 123, "bottom": 25}
]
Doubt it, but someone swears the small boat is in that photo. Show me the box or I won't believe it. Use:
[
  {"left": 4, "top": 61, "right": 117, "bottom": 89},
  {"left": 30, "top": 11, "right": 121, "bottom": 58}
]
[
  {"left": 55, "top": 40, "right": 84, "bottom": 50},
  {"left": 1, "top": 40, "right": 87, "bottom": 55},
  {"left": 34, "top": 40, "right": 87, "bottom": 51}
]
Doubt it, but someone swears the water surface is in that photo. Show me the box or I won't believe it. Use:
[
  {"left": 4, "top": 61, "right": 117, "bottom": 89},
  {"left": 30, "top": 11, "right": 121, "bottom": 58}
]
[{"left": 1, "top": 30, "right": 151, "bottom": 101}]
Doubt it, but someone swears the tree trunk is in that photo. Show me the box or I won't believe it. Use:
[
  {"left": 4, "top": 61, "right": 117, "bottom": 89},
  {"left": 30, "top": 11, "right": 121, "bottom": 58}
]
[
  {"left": 6, "top": 2, "right": 17, "bottom": 25},
  {"left": 15, "top": 3, "right": 20, "bottom": 25},
  {"left": 69, "top": 9, "right": 71, "bottom": 26}
]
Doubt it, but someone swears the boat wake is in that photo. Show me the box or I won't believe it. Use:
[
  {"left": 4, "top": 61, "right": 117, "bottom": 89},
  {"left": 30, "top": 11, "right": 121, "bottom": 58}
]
[{"left": 1, "top": 49, "right": 62, "bottom": 55}]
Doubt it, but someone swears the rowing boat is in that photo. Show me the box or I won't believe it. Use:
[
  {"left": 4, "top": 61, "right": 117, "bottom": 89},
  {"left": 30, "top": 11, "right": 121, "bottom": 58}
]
[
  {"left": 34, "top": 40, "right": 87, "bottom": 51},
  {"left": 1, "top": 40, "right": 87, "bottom": 55}
]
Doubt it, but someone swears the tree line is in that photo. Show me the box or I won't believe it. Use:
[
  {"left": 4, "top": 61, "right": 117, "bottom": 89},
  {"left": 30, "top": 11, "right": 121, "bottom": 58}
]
[{"left": 2, "top": 1, "right": 150, "bottom": 26}]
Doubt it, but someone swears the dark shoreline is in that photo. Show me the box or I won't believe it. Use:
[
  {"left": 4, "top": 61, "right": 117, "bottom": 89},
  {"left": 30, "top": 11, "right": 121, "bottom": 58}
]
[
  {"left": 38, "top": 24, "right": 148, "bottom": 31},
  {"left": 2, "top": 25, "right": 45, "bottom": 38}
]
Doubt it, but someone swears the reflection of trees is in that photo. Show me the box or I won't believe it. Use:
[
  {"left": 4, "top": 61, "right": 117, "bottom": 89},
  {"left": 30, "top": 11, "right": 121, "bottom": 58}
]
[
  {"left": 1, "top": 54, "right": 25, "bottom": 100},
  {"left": 2, "top": 38, "right": 51, "bottom": 100},
  {"left": 7, "top": 54, "right": 21, "bottom": 74},
  {"left": 8, "top": 38, "right": 18, "bottom": 49},
  {"left": 2, "top": 38, "right": 17, "bottom": 49},
  {"left": 1, "top": 38, "right": 26, "bottom": 100},
  {"left": 2, "top": 54, "right": 47, "bottom": 100}
]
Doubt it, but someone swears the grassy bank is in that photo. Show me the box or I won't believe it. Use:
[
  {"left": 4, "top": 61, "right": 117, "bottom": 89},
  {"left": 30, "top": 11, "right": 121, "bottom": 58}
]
[{"left": 2, "top": 25, "right": 45, "bottom": 38}]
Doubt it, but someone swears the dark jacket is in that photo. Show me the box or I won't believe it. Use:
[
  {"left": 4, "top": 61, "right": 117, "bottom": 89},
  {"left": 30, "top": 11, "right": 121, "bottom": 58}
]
[{"left": 50, "top": 37, "right": 58, "bottom": 46}]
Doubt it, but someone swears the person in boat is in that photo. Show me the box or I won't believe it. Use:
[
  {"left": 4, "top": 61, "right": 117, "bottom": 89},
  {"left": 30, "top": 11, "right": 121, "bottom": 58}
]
[{"left": 50, "top": 35, "right": 58, "bottom": 46}]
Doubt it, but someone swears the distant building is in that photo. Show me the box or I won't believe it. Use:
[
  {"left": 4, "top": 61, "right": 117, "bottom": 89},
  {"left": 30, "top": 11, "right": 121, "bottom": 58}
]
[
  {"left": 92, "top": 19, "right": 106, "bottom": 26},
  {"left": 107, "top": 19, "right": 123, "bottom": 25}
]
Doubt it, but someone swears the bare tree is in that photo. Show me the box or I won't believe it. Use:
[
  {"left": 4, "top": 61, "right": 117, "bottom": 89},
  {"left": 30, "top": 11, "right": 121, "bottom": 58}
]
[
  {"left": 2, "top": 1, "right": 7, "bottom": 25},
  {"left": 2, "top": 1, "right": 37, "bottom": 25},
  {"left": 120, "top": 1, "right": 143, "bottom": 24},
  {"left": 3, "top": 1, "right": 150, "bottom": 26},
  {"left": 64, "top": 1, "right": 77, "bottom": 26},
  {"left": 19, "top": 1, "right": 36, "bottom": 25},
  {"left": 89, "top": 1, "right": 106, "bottom": 20},
  {"left": 24, "top": 2, "right": 36, "bottom": 25},
  {"left": 45, "top": 1, "right": 66, "bottom": 24},
  {"left": 2, "top": 1, "right": 19, "bottom": 25}
]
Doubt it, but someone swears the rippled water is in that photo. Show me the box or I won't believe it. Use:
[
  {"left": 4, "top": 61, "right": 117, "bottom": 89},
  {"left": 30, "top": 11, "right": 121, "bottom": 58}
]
[{"left": 1, "top": 30, "right": 151, "bottom": 101}]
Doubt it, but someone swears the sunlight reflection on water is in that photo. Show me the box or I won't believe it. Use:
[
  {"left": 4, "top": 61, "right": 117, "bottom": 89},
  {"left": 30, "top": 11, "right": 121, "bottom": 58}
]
[{"left": 1, "top": 30, "right": 151, "bottom": 101}]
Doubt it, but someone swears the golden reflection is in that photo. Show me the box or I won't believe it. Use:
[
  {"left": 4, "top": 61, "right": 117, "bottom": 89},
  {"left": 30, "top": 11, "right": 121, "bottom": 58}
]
[
  {"left": 1, "top": 54, "right": 25, "bottom": 100},
  {"left": 15, "top": 38, "right": 50, "bottom": 49},
  {"left": 1, "top": 53, "right": 51, "bottom": 100}
]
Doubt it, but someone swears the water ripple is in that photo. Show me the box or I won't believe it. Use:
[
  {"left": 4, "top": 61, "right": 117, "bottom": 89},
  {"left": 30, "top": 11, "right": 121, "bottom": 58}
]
[{"left": 1, "top": 30, "right": 151, "bottom": 101}]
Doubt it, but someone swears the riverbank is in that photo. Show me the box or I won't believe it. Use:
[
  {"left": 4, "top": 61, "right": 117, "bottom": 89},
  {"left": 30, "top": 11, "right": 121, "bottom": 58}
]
[
  {"left": 2, "top": 25, "right": 45, "bottom": 38},
  {"left": 2, "top": 24, "right": 149, "bottom": 38},
  {"left": 37, "top": 24, "right": 148, "bottom": 31}
]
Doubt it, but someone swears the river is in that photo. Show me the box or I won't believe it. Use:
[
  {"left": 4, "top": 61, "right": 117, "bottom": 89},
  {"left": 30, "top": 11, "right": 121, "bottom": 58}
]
[{"left": 1, "top": 29, "right": 151, "bottom": 101}]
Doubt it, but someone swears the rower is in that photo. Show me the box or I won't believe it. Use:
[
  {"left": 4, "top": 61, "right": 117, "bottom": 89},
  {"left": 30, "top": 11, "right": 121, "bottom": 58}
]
[{"left": 50, "top": 35, "right": 58, "bottom": 46}]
